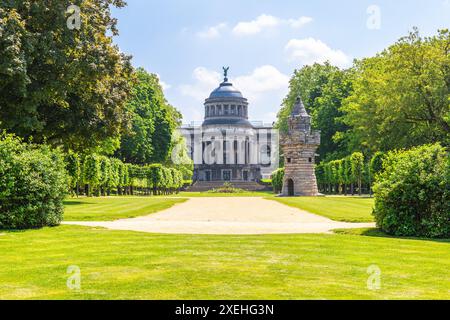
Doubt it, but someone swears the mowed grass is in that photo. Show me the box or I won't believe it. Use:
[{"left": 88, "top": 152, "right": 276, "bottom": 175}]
[
  {"left": 0, "top": 226, "right": 449, "bottom": 300},
  {"left": 272, "top": 197, "right": 375, "bottom": 222},
  {"left": 64, "top": 197, "right": 187, "bottom": 221}
]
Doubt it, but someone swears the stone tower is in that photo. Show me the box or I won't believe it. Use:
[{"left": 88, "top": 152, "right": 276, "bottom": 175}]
[{"left": 280, "top": 97, "right": 321, "bottom": 196}]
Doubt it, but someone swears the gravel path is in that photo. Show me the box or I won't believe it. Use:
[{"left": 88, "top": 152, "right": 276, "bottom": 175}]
[{"left": 63, "top": 197, "right": 375, "bottom": 235}]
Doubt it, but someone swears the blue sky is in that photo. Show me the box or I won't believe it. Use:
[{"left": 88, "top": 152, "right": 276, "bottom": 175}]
[{"left": 111, "top": 0, "right": 450, "bottom": 123}]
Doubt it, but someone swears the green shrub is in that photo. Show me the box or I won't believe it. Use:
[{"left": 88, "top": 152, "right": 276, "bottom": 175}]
[
  {"left": 0, "top": 134, "right": 67, "bottom": 229},
  {"left": 208, "top": 182, "right": 246, "bottom": 194},
  {"left": 272, "top": 168, "right": 285, "bottom": 193},
  {"left": 373, "top": 144, "right": 449, "bottom": 238}
]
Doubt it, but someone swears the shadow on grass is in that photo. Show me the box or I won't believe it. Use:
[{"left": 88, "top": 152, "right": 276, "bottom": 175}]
[
  {"left": 64, "top": 200, "right": 94, "bottom": 206},
  {"left": 0, "top": 225, "right": 62, "bottom": 234},
  {"left": 334, "top": 228, "right": 450, "bottom": 244}
]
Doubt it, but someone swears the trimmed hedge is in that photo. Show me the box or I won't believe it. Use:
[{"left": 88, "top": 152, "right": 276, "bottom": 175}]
[
  {"left": 65, "top": 154, "right": 186, "bottom": 197},
  {"left": 373, "top": 144, "right": 449, "bottom": 238},
  {"left": 0, "top": 134, "right": 67, "bottom": 229},
  {"left": 316, "top": 152, "right": 369, "bottom": 195}
]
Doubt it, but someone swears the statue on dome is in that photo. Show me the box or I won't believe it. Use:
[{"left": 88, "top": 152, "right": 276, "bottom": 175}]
[{"left": 223, "top": 66, "right": 230, "bottom": 81}]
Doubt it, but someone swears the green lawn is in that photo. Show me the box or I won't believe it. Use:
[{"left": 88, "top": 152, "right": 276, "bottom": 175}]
[
  {"left": 64, "top": 197, "right": 187, "bottom": 221},
  {"left": 0, "top": 226, "right": 448, "bottom": 300},
  {"left": 272, "top": 197, "right": 375, "bottom": 222}
]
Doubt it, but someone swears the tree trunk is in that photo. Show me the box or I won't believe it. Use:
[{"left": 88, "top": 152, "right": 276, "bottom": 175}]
[{"left": 75, "top": 183, "right": 80, "bottom": 197}]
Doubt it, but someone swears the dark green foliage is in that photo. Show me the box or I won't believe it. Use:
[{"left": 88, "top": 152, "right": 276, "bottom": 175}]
[
  {"left": 0, "top": 134, "right": 67, "bottom": 229},
  {"left": 0, "top": 1, "right": 133, "bottom": 152},
  {"left": 370, "top": 152, "right": 385, "bottom": 178},
  {"left": 373, "top": 144, "right": 449, "bottom": 238},
  {"left": 65, "top": 152, "right": 81, "bottom": 195}
]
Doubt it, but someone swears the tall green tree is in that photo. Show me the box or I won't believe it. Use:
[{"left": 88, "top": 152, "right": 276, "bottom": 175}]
[
  {"left": 116, "top": 68, "right": 181, "bottom": 165},
  {"left": 276, "top": 63, "right": 352, "bottom": 162},
  {"left": 350, "top": 152, "right": 365, "bottom": 196},
  {"left": 0, "top": 0, "right": 133, "bottom": 152},
  {"left": 341, "top": 29, "right": 450, "bottom": 153}
]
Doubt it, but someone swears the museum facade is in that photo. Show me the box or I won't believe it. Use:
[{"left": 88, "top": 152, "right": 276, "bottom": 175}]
[{"left": 180, "top": 69, "right": 278, "bottom": 183}]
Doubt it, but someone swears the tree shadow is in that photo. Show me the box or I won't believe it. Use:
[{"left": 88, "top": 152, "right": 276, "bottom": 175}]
[
  {"left": 0, "top": 225, "right": 61, "bottom": 234},
  {"left": 359, "top": 228, "right": 450, "bottom": 244},
  {"left": 63, "top": 200, "right": 93, "bottom": 206}
]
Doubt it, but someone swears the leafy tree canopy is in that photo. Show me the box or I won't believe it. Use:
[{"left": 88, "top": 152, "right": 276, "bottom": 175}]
[
  {"left": 116, "top": 68, "right": 182, "bottom": 165},
  {"left": 276, "top": 63, "right": 353, "bottom": 162},
  {"left": 341, "top": 28, "right": 450, "bottom": 154},
  {"left": 0, "top": 0, "right": 133, "bottom": 152}
]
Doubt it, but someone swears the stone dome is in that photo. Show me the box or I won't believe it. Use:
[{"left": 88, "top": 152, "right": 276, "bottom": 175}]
[
  {"left": 202, "top": 69, "right": 251, "bottom": 128},
  {"left": 209, "top": 81, "right": 244, "bottom": 99}
]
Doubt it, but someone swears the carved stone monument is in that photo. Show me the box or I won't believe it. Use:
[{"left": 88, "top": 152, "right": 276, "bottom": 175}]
[{"left": 280, "top": 97, "right": 321, "bottom": 196}]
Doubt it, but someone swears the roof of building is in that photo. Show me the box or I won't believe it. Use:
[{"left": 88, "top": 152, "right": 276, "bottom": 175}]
[
  {"left": 202, "top": 117, "right": 253, "bottom": 128},
  {"left": 291, "top": 97, "right": 310, "bottom": 117},
  {"left": 209, "top": 81, "right": 244, "bottom": 99}
]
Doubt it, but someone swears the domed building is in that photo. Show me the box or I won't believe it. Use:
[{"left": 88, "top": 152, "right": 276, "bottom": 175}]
[{"left": 181, "top": 68, "right": 276, "bottom": 188}]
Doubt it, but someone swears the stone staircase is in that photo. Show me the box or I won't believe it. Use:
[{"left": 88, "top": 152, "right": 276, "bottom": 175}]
[{"left": 188, "top": 181, "right": 270, "bottom": 192}]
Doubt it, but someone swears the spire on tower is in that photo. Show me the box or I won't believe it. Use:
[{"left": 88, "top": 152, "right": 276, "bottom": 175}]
[{"left": 291, "top": 96, "right": 309, "bottom": 117}]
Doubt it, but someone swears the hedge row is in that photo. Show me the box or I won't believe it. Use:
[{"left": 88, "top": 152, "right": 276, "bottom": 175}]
[
  {"left": 270, "top": 152, "right": 385, "bottom": 196},
  {"left": 315, "top": 152, "right": 385, "bottom": 196},
  {"left": 66, "top": 153, "right": 185, "bottom": 196},
  {"left": 0, "top": 134, "right": 67, "bottom": 229}
]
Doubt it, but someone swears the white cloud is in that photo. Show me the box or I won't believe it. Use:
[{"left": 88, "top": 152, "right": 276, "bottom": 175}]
[
  {"left": 180, "top": 65, "right": 289, "bottom": 103},
  {"left": 196, "top": 23, "right": 227, "bottom": 39},
  {"left": 232, "top": 14, "right": 280, "bottom": 36},
  {"left": 179, "top": 67, "right": 221, "bottom": 101},
  {"left": 160, "top": 81, "right": 171, "bottom": 91},
  {"left": 155, "top": 73, "right": 171, "bottom": 91},
  {"left": 179, "top": 66, "right": 290, "bottom": 123},
  {"left": 232, "top": 14, "right": 313, "bottom": 36},
  {"left": 285, "top": 38, "right": 352, "bottom": 68},
  {"left": 288, "top": 16, "right": 314, "bottom": 28},
  {"left": 234, "top": 65, "right": 290, "bottom": 102}
]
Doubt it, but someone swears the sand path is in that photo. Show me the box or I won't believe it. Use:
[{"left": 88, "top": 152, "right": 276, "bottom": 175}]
[{"left": 63, "top": 197, "right": 375, "bottom": 235}]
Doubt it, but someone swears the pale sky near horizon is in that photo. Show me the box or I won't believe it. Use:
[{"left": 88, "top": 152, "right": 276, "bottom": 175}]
[{"left": 111, "top": 0, "right": 450, "bottom": 124}]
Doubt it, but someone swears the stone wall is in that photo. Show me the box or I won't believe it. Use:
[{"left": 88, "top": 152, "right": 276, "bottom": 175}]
[{"left": 281, "top": 144, "right": 320, "bottom": 196}]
